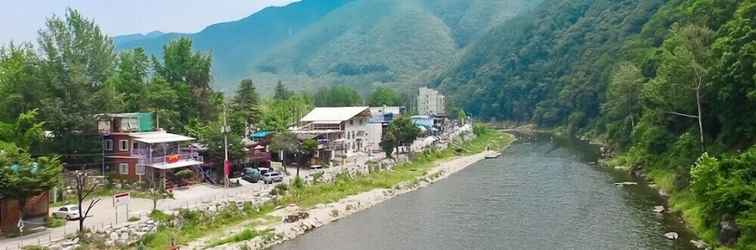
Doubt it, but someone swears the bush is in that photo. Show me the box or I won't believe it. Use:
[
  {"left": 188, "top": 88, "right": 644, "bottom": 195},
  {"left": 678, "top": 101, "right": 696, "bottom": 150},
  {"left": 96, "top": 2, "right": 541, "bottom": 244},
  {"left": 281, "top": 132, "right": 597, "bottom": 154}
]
[
  {"left": 21, "top": 245, "right": 47, "bottom": 250},
  {"left": 293, "top": 176, "right": 304, "bottom": 189},
  {"left": 149, "top": 210, "right": 172, "bottom": 223},
  {"left": 128, "top": 216, "right": 141, "bottom": 222},
  {"left": 270, "top": 183, "right": 289, "bottom": 196}
]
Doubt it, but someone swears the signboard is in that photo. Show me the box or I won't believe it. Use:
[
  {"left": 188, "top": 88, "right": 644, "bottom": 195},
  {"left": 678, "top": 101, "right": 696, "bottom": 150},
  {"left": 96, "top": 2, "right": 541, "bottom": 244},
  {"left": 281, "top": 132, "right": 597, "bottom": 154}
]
[{"left": 113, "top": 192, "right": 130, "bottom": 207}]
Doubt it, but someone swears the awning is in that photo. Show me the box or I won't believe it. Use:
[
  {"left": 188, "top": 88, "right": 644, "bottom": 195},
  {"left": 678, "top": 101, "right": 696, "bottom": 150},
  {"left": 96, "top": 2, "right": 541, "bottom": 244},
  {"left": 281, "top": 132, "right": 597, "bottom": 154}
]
[
  {"left": 148, "top": 160, "right": 203, "bottom": 170},
  {"left": 132, "top": 132, "right": 195, "bottom": 144}
]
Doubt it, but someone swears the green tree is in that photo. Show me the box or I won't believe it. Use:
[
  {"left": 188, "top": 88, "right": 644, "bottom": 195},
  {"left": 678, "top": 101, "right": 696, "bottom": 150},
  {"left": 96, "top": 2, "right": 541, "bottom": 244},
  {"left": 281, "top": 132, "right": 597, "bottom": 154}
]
[
  {"left": 259, "top": 94, "right": 313, "bottom": 132},
  {"left": 185, "top": 118, "right": 245, "bottom": 165},
  {"left": 380, "top": 128, "right": 398, "bottom": 158},
  {"left": 387, "top": 116, "right": 420, "bottom": 153},
  {"left": 644, "top": 24, "right": 715, "bottom": 150},
  {"left": 602, "top": 62, "right": 645, "bottom": 148},
  {"left": 111, "top": 48, "right": 150, "bottom": 111},
  {"left": 314, "top": 85, "right": 362, "bottom": 107},
  {"left": 368, "top": 87, "right": 401, "bottom": 106},
  {"left": 0, "top": 146, "right": 62, "bottom": 234},
  {"left": 153, "top": 38, "right": 217, "bottom": 124},
  {"left": 0, "top": 43, "right": 45, "bottom": 121},
  {"left": 0, "top": 112, "right": 60, "bottom": 233},
  {"left": 270, "top": 132, "right": 304, "bottom": 176},
  {"left": 37, "top": 8, "right": 117, "bottom": 158},
  {"left": 273, "top": 81, "right": 291, "bottom": 101},
  {"left": 230, "top": 79, "right": 260, "bottom": 135}
]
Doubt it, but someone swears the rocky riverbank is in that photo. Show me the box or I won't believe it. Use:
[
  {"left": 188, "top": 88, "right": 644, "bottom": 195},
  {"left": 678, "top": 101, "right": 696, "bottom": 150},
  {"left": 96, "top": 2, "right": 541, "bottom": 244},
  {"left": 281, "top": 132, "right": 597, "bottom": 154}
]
[{"left": 201, "top": 149, "right": 506, "bottom": 250}]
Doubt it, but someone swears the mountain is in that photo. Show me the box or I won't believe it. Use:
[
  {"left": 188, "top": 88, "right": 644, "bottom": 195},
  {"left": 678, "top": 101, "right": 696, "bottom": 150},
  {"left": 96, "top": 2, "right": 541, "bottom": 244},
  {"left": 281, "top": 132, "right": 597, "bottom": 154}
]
[
  {"left": 435, "top": 0, "right": 665, "bottom": 125},
  {"left": 115, "top": 0, "right": 353, "bottom": 91},
  {"left": 114, "top": 0, "right": 539, "bottom": 93}
]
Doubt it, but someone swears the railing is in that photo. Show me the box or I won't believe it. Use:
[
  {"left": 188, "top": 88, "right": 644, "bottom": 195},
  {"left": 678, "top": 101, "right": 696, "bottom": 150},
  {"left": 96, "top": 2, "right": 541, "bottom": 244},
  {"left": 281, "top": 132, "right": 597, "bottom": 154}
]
[{"left": 147, "top": 153, "right": 195, "bottom": 165}]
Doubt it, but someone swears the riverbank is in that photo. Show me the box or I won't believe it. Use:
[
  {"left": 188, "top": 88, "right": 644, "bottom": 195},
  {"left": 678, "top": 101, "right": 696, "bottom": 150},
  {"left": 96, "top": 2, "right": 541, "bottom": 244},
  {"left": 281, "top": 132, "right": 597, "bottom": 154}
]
[
  {"left": 194, "top": 129, "right": 514, "bottom": 249},
  {"left": 138, "top": 127, "right": 513, "bottom": 250}
]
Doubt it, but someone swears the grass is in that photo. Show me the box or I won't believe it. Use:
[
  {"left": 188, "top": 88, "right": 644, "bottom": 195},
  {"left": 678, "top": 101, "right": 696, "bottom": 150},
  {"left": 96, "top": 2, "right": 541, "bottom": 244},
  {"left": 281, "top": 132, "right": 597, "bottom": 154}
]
[
  {"left": 140, "top": 127, "right": 512, "bottom": 249},
  {"left": 46, "top": 217, "right": 65, "bottom": 228},
  {"left": 205, "top": 228, "right": 274, "bottom": 248},
  {"left": 141, "top": 202, "right": 277, "bottom": 249},
  {"left": 278, "top": 127, "right": 512, "bottom": 208}
]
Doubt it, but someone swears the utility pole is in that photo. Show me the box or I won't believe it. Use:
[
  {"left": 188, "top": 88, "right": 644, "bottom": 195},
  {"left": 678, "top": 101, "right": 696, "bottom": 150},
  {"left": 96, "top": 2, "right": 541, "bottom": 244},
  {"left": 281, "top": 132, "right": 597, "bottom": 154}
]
[{"left": 223, "top": 103, "right": 230, "bottom": 189}]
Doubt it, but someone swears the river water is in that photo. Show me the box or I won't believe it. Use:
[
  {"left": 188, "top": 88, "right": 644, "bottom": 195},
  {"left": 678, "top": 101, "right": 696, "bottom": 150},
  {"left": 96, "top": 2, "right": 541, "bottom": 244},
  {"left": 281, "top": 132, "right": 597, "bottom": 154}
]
[{"left": 275, "top": 133, "right": 696, "bottom": 250}]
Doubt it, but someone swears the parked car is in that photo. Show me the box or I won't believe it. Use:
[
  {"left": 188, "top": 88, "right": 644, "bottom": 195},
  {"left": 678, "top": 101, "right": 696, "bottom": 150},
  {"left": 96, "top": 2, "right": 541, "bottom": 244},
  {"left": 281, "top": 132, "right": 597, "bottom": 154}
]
[
  {"left": 241, "top": 168, "right": 261, "bottom": 183},
  {"left": 53, "top": 205, "right": 80, "bottom": 220},
  {"left": 257, "top": 167, "right": 272, "bottom": 175},
  {"left": 262, "top": 171, "right": 284, "bottom": 184}
]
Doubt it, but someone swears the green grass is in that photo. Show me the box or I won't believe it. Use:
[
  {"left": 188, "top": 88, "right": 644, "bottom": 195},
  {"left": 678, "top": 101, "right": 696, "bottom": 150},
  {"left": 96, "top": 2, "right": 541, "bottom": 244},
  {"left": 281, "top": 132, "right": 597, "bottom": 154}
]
[
  {"left": 206, "top": 228, "right": 274, "bottom": 248},
  {"left": 140, "top": 127, "right": 512, "bottom": 249},
  {"left": 46, "top": 217, "right": 65, "bottom": 228},
  {"left": 279, "top": 127, "right": 512, "bottom": 208}
]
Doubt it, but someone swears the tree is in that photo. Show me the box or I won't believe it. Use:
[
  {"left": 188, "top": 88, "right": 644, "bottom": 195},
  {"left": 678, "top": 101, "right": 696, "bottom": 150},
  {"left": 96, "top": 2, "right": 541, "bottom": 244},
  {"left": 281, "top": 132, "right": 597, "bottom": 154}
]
[
  {"left": 386, "top": 116, "right": 420, "bottom": 153},
  {"left": 259, "top": 94, "right": 313, "bottom": 132},
  {"left": 230, "top": 79, "right": 260, "bottom": 135},
  {"left": 0, "top": 145, "right": 61, "bottom": 234},
  {"left": 602, "top": 62, "right": 645, "bottom": 147},
  {"left": 380, "top": 128, "right": 398, "bottom": 158},
  {"left": 185, "top": 119, "right": 245, "bottom": 165},
  {"left": 645, "top": 24, "right": 714, "bottom": 151},
  {"left": 148, "top": 188, "right": 173, "bottom": 212},
  {"left": 368, "top": 87, "right": 401, "bottom": 106},
  {"left": 153, "top": 38, "right": 217, "bottom": 124},
  {"left": 0, "top": 109, "right": 45, "bottom": 152},
  {"left": 111, "top": 48, "right": 150, "bottom": 112},
  {"left": 72, "top": 170, "right": 101, "bottom": 235},
  {"left": 37, "top": 8, "right": 117, "bottom": 159},
  {"left": 273, "top": 81, "right": 291, "bottom": 101},
  {"left": 313, "top": 85, "right": 363, "bottom": 107},
  {"left": 0, "top": 43, "right": 45, "bottom": 122},
  {"left": 270, "top": 132, "right": 304, "bottom": 177}
]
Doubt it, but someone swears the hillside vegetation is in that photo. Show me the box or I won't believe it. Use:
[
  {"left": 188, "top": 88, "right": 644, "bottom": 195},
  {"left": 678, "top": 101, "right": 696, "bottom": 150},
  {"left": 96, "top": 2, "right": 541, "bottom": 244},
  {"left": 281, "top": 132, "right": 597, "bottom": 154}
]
[
  {"left": 115, "top": 0, "right": 538, "bottom": 94},
  {"left": 436, "top": 0, "right": 756, "bottom": 248}
]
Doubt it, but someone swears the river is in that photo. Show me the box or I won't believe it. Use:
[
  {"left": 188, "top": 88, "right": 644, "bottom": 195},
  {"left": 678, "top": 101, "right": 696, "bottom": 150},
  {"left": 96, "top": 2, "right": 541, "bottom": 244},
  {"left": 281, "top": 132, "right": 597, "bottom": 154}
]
[{"left": 274, "top": 133, "right": 696, "bottom": 250}]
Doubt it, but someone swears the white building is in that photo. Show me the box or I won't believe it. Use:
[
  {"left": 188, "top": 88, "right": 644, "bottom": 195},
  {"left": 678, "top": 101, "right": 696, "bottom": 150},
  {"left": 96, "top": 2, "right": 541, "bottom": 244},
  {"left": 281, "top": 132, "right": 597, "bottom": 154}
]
[
  {"left": 293, "top": 107, "right": 372, "bottom": 156},
  {"left": 417, "top": 87, "right": 446, "bottom": 116}
]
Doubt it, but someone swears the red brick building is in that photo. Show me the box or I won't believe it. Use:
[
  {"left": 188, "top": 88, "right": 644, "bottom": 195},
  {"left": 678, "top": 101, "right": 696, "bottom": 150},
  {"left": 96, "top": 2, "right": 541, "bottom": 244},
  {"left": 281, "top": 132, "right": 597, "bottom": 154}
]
[{"left": 97, "top": 113, "right": 204, "bottom": 188}]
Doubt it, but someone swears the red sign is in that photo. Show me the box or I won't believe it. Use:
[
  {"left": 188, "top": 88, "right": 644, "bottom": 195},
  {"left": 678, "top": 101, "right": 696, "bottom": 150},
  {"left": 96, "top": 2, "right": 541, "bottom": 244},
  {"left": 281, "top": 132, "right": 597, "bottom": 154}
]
[{"left": 113, "top": 192, "right": 130, "bottom": 206}]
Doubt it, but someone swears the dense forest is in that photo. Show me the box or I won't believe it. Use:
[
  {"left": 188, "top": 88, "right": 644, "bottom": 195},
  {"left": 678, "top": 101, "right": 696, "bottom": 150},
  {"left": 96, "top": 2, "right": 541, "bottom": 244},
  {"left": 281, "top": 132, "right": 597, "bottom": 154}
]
[{"left": 435, "top": 0, "right": 755, "bottom": 248}]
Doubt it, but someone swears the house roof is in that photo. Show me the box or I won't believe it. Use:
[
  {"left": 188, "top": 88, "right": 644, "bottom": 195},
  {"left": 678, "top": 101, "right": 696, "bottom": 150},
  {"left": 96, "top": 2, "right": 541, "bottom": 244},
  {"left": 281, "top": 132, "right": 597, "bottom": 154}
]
[
  {"left": 131, "top": 131, "right": 195, "bottom": 144},
  {"left": 300, "top": 107, "right": 370, "bottom": 123}
]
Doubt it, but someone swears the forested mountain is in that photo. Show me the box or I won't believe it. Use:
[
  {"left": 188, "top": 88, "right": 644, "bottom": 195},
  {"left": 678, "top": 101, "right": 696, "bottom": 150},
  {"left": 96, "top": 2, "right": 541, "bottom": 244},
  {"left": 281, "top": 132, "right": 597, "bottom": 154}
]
[
  {"left": 115, "top": 0, "right": 353, "bottom": 91},
  {"left": 435, "top": 0, "right": 756, "bottom": 247},
  {"left": 115, "top": 0, "right": 539, "bottom": 93}
]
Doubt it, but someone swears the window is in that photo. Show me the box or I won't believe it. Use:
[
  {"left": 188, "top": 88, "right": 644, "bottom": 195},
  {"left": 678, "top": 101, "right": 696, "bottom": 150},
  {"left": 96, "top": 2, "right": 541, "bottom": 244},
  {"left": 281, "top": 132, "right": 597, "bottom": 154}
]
[
  {"left": 119, "top": 163, "right": 129, "bottom": 175},
  {"left": 119, "top": 140, "right": 128, "bottom": 152},
  {"left": 349, "top": 120, "right": 353, "bottom": 125},
  {"left": 136, "top": 165, "right": 145, "bottom": 176},
  {"left": 103, "top": 139, "right": 113, "bottom": 151}
]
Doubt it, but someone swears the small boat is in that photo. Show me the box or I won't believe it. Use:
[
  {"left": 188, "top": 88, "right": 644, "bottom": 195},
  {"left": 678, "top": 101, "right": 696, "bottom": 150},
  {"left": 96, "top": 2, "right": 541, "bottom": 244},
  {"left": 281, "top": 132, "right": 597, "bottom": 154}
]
[{"left": 485, "top": 152, "right": 502, "bottom": 159}]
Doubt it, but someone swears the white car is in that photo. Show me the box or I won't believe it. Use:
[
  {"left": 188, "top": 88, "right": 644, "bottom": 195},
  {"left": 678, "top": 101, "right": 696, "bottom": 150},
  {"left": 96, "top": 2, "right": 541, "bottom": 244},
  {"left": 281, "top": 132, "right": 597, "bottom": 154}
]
[{"left": 52, "top": 205, "right": 80, "bottom": 220}]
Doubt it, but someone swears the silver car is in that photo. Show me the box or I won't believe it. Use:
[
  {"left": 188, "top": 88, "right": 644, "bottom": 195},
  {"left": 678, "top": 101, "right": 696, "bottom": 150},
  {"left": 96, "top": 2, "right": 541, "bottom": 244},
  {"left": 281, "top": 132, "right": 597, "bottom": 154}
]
[
  {"left": 262, "top": 171, "right": 284, "bottom": 184},
  {"left": 52, "top": 205, "right": 80, "bottom": 220}
]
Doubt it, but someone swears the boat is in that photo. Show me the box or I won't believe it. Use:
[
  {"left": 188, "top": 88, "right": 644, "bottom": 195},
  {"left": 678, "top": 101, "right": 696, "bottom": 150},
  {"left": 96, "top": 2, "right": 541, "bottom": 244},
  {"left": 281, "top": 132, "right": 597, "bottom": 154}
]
[{"left": 485, "top": 152, "right": 502, "bottom": 159}]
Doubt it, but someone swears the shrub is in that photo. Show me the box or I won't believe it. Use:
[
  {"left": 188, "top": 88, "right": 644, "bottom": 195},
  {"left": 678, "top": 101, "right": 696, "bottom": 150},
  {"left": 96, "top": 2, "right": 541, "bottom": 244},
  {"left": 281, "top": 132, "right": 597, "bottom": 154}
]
[
  {"left": 149, "top": 210, "right": 172, "bottom": 223},
  {"left": 270, "top": 183, "right": 289, "bottom": 196},
  {"left": 128, "top": 216, "right": 141, "bottom": 222},
  {"left": 21, "top": 245, "right": 47, "bottom": 250},
  {"left": 293, "top": 176, "right": 304, "bottom": 189}
]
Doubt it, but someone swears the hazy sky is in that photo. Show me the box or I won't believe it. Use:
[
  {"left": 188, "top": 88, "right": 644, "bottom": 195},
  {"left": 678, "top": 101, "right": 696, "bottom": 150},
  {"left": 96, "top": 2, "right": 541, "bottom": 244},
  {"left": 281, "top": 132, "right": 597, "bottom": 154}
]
[{"left": 1, "top": 0, "right": 298, "bottom": 46}]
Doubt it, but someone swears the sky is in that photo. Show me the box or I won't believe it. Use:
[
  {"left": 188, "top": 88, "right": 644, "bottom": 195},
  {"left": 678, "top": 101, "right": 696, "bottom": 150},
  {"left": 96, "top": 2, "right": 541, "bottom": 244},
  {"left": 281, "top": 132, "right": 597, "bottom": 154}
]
[{"left": 0, "top": 0, "right": 298, "bottom": 46}]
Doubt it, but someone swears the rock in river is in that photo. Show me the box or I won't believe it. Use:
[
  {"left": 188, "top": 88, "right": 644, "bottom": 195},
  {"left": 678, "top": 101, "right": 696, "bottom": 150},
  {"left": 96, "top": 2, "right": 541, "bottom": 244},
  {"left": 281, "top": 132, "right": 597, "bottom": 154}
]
[
  {"left": 664, "top": 232, "right": 679, "bottom": 240},
  {"left": 653, "top": 206, "right": 665, "bottom": 213}
]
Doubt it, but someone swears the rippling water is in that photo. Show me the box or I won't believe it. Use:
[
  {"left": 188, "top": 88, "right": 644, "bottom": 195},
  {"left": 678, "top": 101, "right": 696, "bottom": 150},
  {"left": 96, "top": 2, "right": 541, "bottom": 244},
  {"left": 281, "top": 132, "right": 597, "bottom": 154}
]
[{"left": 275, "top": 134, "right": 695, "bottom": 250}]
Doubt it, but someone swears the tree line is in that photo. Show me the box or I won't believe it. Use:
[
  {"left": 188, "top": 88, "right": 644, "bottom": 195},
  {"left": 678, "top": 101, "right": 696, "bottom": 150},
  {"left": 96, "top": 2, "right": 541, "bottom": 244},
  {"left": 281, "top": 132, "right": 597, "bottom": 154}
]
[{"left": 436, "top": 0, "right": 755, "bottom": 247}]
